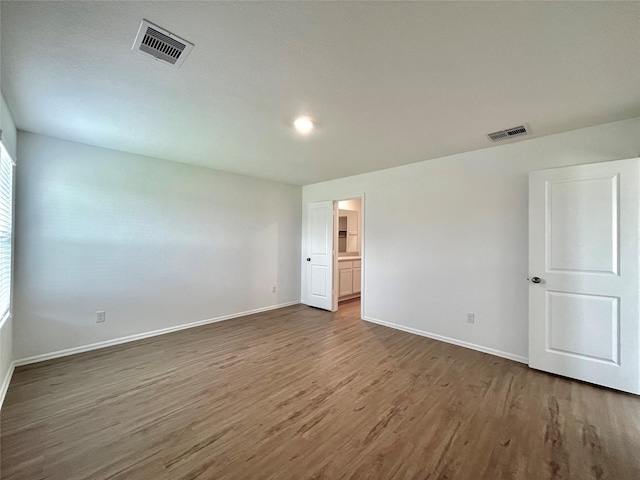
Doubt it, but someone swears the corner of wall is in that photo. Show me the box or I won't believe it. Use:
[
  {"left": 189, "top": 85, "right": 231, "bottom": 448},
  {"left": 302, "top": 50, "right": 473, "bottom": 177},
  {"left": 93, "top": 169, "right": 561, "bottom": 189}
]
[
  {"left": 0, "top": 316, "right": 16, "bottom": 409},
  {"left": 0, "top": 92, "right": 17, "bottom": 409},
  {"left": 1, "top": 91, "right": 18, "bottom": 160}
]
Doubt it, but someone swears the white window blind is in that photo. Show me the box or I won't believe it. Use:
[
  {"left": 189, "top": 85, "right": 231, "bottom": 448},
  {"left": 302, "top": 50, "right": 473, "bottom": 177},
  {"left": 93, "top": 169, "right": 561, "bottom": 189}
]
[{"left": 0, "top": 141, "right": 14, "bottom": 323}]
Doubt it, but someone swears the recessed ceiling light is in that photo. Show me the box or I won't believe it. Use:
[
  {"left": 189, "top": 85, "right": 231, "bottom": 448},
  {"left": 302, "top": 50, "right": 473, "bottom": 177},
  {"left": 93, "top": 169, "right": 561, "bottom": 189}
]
[{"left": 293, "top": 116, "right": 314, "bottom": 134}]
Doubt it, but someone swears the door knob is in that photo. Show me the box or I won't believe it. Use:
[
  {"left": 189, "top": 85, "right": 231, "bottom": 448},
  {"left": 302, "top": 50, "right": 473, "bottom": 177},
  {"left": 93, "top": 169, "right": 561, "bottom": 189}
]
[
  {"left": 531, "top": 276, "right": 541, "bottom": 284},
  {"left": 306, "top": 258, "right": 311, "bottom": 262}
]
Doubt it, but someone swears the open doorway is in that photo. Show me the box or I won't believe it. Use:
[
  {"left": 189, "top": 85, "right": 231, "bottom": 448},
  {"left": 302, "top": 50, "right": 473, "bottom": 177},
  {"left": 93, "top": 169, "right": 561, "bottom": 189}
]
[
  {"left": 334, "top": 198, "right": 362, "bottom": 311},
  {"left": 303, "top": 196, "right": 364, "bottom": 315}
]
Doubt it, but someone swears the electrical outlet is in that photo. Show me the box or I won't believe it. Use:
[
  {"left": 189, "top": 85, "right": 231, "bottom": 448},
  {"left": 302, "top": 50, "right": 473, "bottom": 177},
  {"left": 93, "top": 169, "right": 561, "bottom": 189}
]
[
  {"left": 96, "top": 311, "right": 106, "bottom": 323},
  {"left": 467, "top": 312, "right": 475, "bottom": 324},
  {"left": 271, "top": 285, "right": 277, "bottom": 293}
]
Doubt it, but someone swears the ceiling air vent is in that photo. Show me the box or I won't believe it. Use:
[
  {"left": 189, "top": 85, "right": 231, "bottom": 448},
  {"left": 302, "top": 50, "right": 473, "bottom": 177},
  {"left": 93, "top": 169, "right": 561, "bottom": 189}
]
[
  {"left": 132, "top": 20, "right": 194, "bottom": 68},
  {"left": 487, "top": 124, "right": 531, "bottom": 142}
]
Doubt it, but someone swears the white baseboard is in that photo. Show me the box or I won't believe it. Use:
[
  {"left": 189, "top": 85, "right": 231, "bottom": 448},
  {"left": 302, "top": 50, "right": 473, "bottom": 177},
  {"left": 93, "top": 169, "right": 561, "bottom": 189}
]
[
  {"left": 0, "top": 360, "right": 16, "bottom": 410},
  {"left": 362, "top": 315, "right": 528, "bottom": 364},
  {"left": 14, "top": 301, "right": 300, "bottom": 367}
]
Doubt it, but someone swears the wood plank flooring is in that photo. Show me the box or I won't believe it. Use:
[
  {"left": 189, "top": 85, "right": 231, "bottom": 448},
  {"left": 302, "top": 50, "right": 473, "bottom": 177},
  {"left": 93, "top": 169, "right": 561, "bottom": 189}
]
[{"left": 1, "top": 299, "right": 639, "bottom": 479}]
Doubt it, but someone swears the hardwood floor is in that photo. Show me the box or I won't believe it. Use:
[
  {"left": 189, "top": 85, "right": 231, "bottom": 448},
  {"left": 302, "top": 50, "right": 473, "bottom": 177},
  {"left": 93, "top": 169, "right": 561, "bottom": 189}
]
[{"left": 1, "top": 300, "right": 639, "bottom": 479}]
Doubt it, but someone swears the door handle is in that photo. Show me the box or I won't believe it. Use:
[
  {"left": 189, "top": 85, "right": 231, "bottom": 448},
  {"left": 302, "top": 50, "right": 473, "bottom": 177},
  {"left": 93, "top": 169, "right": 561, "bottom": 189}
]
[
  {"left": 306, "top": 258, "right": 311, "bottom": 262},
  {"left": 530, "top": 276, "right": 541, "bottom": 284}
]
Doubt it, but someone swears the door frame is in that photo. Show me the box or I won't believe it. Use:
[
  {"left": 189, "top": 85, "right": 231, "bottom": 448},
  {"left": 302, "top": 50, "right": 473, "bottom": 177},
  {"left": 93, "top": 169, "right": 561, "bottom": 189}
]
[{"left": 332, "top": 194, "right": 365, "bottom": 318}]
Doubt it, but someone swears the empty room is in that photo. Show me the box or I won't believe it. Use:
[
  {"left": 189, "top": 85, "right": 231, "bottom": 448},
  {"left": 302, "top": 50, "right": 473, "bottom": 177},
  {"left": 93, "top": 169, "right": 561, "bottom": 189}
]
[{"left": 1, "top": 1, "right": 639, "bottom": 479}]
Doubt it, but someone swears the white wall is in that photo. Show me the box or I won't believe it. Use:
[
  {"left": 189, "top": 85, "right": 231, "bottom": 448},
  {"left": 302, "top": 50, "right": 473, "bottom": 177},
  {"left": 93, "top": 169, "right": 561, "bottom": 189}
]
[
  {"left": 338, "top": 198, "right": 361, "bottom": 213},
  {"left": 0, "top": 316, "right": 12, "bottom": 398},
  {"left": 303, "top": 118, "right": 640, "bottom": 362},
  {"left": 0, "top": 91, "right": 17, "bottom": 405},
  {"left": 1, "top": 92, "right": 17, "bottom": 159},
  {"left": 14, "top": 132, "right": 301, "bottom": 360}
]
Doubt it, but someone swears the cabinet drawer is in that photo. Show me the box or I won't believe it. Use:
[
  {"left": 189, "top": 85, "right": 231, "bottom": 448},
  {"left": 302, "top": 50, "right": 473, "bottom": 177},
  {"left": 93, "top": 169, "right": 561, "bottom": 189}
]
[
  {"left": 338, "top": 261, "right": 352, "bottom": 270},
  {"left": 353, "top": 260, "right": 361, "bottom": 268}
]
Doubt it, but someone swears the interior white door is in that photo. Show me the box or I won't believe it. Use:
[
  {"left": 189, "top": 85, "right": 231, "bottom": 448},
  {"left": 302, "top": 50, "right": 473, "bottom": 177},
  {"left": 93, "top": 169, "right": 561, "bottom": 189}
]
[
  {"left": 529, "top": 157, "right": 640, "bottom": 394},
  {"left": 304, "top": 201, "right": 335, "bottom": 311}
]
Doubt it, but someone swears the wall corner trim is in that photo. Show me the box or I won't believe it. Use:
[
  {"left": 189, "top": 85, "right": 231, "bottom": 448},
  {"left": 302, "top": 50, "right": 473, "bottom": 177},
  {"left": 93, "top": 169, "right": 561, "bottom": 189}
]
[
  {"left": 0, "top": 360, "right": 16, "bottom": 410},
  {"left": 362, "top": 315, "right": 528, "bottom": 364},
  {"left": 14, "top": 301, "right": 301, "bottom": 368}
]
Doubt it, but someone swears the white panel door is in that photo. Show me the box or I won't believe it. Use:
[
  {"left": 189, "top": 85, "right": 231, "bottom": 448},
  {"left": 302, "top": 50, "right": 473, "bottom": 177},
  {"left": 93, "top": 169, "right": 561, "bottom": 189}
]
[
  {"left": 529, "top": 157, "right": 640, "bottom": 394},
  {"left": 304, "top": 201, "right": 335, "bottom": 311}
]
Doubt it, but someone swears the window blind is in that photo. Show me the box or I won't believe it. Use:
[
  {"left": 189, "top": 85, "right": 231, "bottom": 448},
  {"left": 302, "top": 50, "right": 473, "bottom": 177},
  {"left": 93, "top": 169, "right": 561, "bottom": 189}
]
[{"left": 0, "top": 142, "right": 14, "bottom": 323}]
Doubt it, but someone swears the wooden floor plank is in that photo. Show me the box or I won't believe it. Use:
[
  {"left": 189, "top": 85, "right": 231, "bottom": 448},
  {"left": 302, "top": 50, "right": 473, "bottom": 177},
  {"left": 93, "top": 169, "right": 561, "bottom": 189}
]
[{"left": 1, "top": 299, "right": 639, "bottom": 479}]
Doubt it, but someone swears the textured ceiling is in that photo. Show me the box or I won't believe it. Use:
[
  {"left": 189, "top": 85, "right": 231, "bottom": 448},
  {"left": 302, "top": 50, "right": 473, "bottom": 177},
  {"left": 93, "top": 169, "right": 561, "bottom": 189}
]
[{"left": 1, "top": 1, "right": 639, "bottom": 186}]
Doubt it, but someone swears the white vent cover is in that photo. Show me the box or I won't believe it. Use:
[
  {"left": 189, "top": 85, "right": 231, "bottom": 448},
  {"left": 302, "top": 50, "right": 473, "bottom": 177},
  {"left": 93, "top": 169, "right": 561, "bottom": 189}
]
[
  {"left": 132, "top": 20, "right": 193, "bottom": 68},
  {"left": 487, "top": 124, "right": 531, "bottom": 142}
]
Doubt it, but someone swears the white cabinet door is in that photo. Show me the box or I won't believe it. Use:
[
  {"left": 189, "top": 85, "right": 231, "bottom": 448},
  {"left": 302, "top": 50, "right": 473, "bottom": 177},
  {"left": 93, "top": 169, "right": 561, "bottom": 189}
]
[
  {"left": 347, "top": 210, "right": 358, "bottom": 234},
  {"left": 304, "top": 201, "right": 335, "bottom": 311},
  {"left": 352, "top": 267, "right": 361, "bottom": 293},
  {"left": 347, "top": 233, "right": 358, "bottom": 253},
  {"left": 529, "top": 158, "right": 640, "bottom": 394},
  {"left": 339, "top": 269, "right": 353, "bottom": 296}
]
